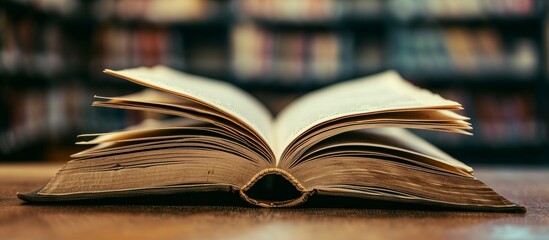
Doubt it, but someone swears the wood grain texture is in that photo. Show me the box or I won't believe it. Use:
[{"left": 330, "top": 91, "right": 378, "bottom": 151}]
[{"left": 0, "top": 163, "right": 548, "bottom": 240}]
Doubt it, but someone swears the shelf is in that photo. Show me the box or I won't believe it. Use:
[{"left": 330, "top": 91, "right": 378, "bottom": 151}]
[
  {"left": 246, "top": 15, "right": 544, "bottom": 29},
  {"left": 238, "top": 12, "right": 544, "bottom": 29},
  {"left": 404, "top": 74, "right": 540, "bottom": 88},
  {"left": 444, "top": 145, "right": 548, "bottom": 164},
  {"left": 229, "top": 78, "right": 343, "bottom": 92},
  {"left": 0, "top": 73, "right": 74, "bottom": 88},
  {"left": 2, "top": 66, "right": 541, "bottom": 89},
  {"left": 390, "top": 14, "right": 545, "bottom": 26},
  {"left": 240, "top": 17, "right": 386, "bottom": 30},
  {"left": 91, "top": 16, "right": 232, "bottom": 28}
]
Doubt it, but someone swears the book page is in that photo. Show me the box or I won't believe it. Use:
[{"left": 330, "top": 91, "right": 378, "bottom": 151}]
[
  {"left": 274, "top": 70, "right": 462, "bottom": 159},
  {"left": 291, "top": 128, "right": 473, "bottom": 176},
  {"left": 104, "top": 66, "right": 274, "bottom": 147}
]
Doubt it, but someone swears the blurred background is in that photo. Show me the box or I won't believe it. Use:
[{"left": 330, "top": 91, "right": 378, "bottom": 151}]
[{"left": 0, "top": 0, "right": 547, "bottom": 164}]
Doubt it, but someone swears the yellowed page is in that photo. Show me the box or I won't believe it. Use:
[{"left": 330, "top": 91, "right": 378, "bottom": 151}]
[
  {"left": 274, "top": 70, "right": 463, "bottom": 160},
  {"left": 104, "top": 66, "right": 274, "bottom": 148},
  {"left": 291, "top": 128, "right": 473, "bottom": 175}
]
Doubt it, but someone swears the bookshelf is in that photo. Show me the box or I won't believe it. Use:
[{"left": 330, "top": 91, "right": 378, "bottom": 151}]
[{"left": 1, "top": 0, "right": 547, "bottom": 164}]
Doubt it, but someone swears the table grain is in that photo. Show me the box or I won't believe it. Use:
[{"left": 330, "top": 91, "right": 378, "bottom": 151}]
[{"left": 0, "top": 163, "right": 548, "bottom": 240}]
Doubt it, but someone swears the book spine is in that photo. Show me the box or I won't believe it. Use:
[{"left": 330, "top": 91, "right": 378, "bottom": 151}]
[{"left": 239, "top": 168, "right": 313, "bottom": 208}]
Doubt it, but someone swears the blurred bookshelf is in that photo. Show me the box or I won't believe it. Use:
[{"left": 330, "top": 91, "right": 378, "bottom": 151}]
[{"left": 0, "top": 0, "right": 548, "bottom": 164}]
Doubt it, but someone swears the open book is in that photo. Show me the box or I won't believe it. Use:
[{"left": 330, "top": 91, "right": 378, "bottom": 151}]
[{"left": 18, "top": 66, "right": 525, "bottom": 212}]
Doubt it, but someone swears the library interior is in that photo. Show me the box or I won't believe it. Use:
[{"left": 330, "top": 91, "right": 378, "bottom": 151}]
[
  {"left": 1, "top": 1, "right": 549, "bottom": 239},
  {"left": 1, "top": 0, "right": 547, "bottom": 164}
]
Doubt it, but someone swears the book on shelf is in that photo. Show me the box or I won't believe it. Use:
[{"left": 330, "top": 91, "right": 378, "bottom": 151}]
[
  {"left": 389, "top": 27, "right": 538, "bottom": 78},
  {"left": 18, "top": 66, "right": 525, "bottom": 212},
  {"left": 232, "top": 24, "right": 351, "bottom": 83}
]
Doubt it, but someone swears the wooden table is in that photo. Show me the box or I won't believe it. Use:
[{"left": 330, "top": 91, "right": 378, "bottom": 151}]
[{"left": 0, "top": 164, "right": 548, "bottom": 240}]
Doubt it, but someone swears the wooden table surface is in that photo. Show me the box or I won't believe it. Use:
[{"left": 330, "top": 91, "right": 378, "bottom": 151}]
[{"left": 0, "top": 164, "right": 548, "bottom": 240}]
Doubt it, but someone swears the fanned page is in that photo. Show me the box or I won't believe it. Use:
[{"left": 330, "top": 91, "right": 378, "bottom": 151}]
[
  {"left": 275, "top": 70, "right": 467, "bottom": 163},
  {"left": 104, "top": 66, "right": 274, "bottom": 150}
]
